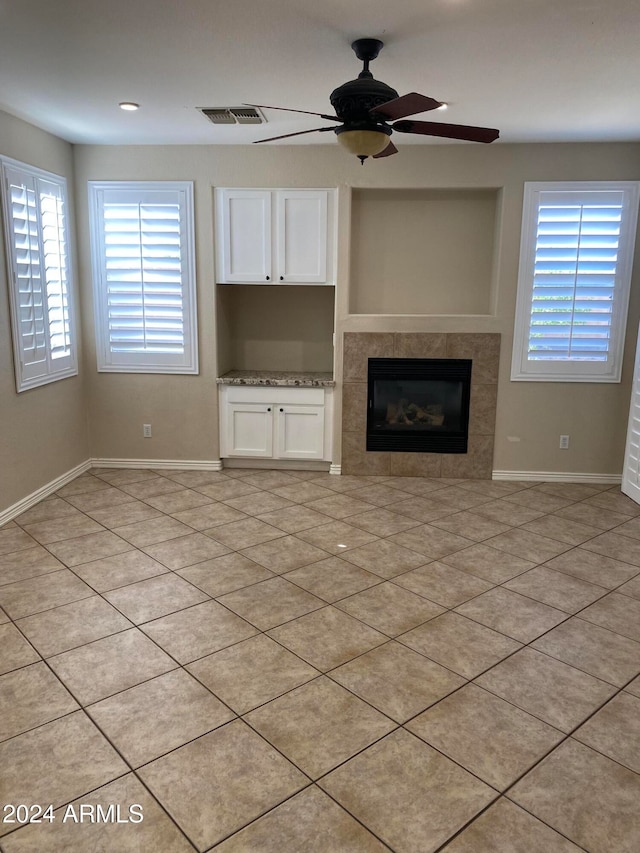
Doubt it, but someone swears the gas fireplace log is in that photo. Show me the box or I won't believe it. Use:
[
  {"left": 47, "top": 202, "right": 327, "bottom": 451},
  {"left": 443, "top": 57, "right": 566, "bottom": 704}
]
[
  {"left": 386, "top": 399, "right": 445, "bottom": 427},
  {"left": 386, "top": 401, "right": 411, "bottom": 425}
]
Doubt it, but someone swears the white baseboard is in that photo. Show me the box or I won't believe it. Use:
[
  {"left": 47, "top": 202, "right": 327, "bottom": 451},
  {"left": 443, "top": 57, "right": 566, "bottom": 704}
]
[
  {"left": 0, "top": 460, "right": 92, "bottom": 527},
  {"left": 3, "top": 459, "right": 622, "bottom": 528},
  {"left": 91, "top": 458, "right": 224, "bottom": 472},
  {"left": 1, "top": 457, "right": 224, "bottom": 525},
  {"left": 492, "top": 470, "right": 621, "bottom": 485}
]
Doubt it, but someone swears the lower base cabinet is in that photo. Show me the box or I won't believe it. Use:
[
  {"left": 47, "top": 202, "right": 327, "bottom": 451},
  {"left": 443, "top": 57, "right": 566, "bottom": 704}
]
[{"left": 219, "top": 385, "right": 333, "bottom": 462}]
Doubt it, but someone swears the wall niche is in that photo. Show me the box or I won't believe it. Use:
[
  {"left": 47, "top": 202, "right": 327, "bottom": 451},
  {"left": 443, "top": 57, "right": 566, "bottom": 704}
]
[
  {"left": 216, "top": 284, "right": 335, "bottom": 375},
  {"left": 350, "top": 188, "right": 499, "bottom": 316}
]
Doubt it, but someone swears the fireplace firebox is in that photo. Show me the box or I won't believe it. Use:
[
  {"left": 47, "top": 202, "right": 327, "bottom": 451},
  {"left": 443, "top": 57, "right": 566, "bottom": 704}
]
[{"left": 367, "top": 358, "right": 472, "bottom": 453}]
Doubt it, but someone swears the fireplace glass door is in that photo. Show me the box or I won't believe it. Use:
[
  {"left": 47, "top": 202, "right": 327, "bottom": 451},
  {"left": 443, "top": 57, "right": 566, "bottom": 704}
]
[{"left": 367, "top": 358, "right": 472, "bottom": 453}]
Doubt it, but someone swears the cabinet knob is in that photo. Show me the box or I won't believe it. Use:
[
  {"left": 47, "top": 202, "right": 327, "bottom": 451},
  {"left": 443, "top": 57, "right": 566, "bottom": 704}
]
[
  {"left": 267, "top": 407, "right": 271, "bottom": 412},
  {"left": 279, "top": 408, "right": 284, "bottom": 412},
  {"left": 266, "top": 275, "right": 270, "bottom": 281},
  {"left": 279, "top": 276, "right": 284, "bottom": 281}
]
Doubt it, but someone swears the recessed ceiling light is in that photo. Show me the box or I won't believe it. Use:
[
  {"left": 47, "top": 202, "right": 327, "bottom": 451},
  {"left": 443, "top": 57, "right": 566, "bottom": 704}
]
[
  {"left": 119, "top": 102, "right": 139, "bottom": 111},
  {"left": 437, "top": 102, "right": 448, "bottom": 110}
]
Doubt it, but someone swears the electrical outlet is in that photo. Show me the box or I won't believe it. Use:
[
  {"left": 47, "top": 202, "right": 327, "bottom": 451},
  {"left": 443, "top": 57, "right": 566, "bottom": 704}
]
[
  {"left": 559, "top": 434, "right": 569, "bottom": 449},
  {"left": 143, "top": 424, "right": 152, "bottom": 438}
]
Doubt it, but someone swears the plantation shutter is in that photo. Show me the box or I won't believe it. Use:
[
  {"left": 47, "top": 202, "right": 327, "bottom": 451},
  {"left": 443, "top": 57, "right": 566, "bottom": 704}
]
[
  {"left": 89, "top": 182, "right": 198, "bottom": 373},
  {"left": 39, "top": 179, "right": 73, "bottom": 362},
  {"left": 530, "top": 190, "right": 624, "bottom": 362},
  {"left": 512, "top": 182, "right": 640, "bottom": 382},
  {"left": 0, "top": 160, "right": 76, "bottom": 391}
]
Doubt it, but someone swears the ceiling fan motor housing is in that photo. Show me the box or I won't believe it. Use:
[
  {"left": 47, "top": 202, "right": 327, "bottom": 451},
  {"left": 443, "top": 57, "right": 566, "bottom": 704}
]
[{"left": 330, "top": 76, "right": 398, "bottom": 130}]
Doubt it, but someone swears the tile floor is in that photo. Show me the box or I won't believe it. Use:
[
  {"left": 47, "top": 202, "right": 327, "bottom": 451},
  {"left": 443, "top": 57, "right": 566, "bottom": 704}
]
[{"left": 1, "top": 467, "right": 640, "bottom": 852}]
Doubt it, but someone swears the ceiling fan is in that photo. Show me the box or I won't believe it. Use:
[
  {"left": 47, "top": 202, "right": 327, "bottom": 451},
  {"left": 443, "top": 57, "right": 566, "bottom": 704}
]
[{"left": 247, "top": 38, "right": 499, "bottom": 164}]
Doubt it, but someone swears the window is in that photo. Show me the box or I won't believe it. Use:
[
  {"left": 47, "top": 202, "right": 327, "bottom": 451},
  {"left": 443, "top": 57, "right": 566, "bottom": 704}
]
[
  {"left": 88, "top": 181, "right": 198, "bottom": 373},
  {"left": 511, "top": 181, "right": 640, "bottom": 382},
  {"left": 0, "top": 157, "right": 77, "bottom": 392}
]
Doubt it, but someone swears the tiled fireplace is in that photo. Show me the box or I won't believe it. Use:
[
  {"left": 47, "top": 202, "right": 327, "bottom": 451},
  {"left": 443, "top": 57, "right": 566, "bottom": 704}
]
[{"left": 341, "top": 333, "right": 500, "bottom": 478}]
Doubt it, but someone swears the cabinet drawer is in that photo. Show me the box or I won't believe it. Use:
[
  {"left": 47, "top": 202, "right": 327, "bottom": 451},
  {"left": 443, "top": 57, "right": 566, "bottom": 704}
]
[{"left": 223, "top": 385, "right": 325, "bottom": 406}]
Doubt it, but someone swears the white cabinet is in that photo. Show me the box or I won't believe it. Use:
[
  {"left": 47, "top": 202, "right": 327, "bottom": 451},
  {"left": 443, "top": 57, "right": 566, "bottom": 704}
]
[
  {"left": 215, "top": 189, "right": 335, "bottom": 284},
  {"left": 275, "top": 404, "right": 325, "bottom": 460},
  {"left": 224, "top": 402, "right": 274, "bottom": 457},
  {"left": 216, "top": 190, "right": 271, "bottom": 283},
  {"left": 276, "top": 191, "right": 328, "bottom": 284},
  {"left": 220, "top": 385, "right": 333, "bottom": 462}
]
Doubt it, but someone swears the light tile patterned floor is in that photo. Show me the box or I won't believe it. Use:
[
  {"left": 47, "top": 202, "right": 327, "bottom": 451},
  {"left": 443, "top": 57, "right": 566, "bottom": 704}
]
[{"left": 1, "top": 468, "right": 640, "bottom": 852}]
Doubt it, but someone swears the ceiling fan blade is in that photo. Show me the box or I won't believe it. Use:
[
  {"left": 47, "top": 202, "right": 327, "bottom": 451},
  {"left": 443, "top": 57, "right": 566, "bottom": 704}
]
[
  {"left": 244, "top": 103, "right": 340, "bottom": 122},
  {"left": 253, "top": 126, "right": 339, "bottom": 143},
  {"left": 373, "top": 140, "right": 398, "bottom": 158},
  {"left": 371, "top": 93, "right": 442, "bottom": 121},
  {"left": 393, "top": 119, "right": 499, "bottom": 143}
]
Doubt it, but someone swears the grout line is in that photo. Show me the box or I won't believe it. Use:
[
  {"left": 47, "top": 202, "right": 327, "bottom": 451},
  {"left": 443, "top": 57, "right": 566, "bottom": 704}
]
[
  {"left": 1, "top": 470, "right": 640, "bottom": 851},
  {"left": 431, "top": 793, "right": 590, "bottom": 853}
]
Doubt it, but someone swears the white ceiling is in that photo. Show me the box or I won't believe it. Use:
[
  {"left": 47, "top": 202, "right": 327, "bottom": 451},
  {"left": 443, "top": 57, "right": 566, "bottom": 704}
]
[{"left": 1, "top": 0, "right": 639, "bottom": 147}]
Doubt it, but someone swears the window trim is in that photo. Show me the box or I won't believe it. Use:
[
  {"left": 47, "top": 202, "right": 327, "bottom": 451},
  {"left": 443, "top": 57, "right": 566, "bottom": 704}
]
[
  {"left": 0, "top": 156, "right": 78, "bottom": 392},
  {"left": 511, "top": 180, "right": 640, "bottom": 383},
  {"left": 88, "top": 180, "right": 198, "bottom": 375}
]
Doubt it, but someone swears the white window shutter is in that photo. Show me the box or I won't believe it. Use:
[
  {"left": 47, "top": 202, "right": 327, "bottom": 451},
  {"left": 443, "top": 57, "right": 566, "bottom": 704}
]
[
  {"left": 89, "top": 182, "right": 198, "bottom": 374},
  {"left": 1, "top": 159, "right": 77, "bottom": 392},
  {"left": 622, "top": 324, "right": 640, "bottom": 503},
  {"left": 39, "top": 179, "right": 73, "bottom": 363},
  {"left": 8, "top": 173, "right": 47, "bottom": 377},
  {"left": 512, "top": 182, "right": 640, "bottom": 382}
]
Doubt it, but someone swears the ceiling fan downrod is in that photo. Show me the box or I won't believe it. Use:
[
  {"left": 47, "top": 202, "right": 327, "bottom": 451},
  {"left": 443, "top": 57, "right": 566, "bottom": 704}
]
[
  {"left": 352, "top": 38, "right": 384, "bottom": 78},
  {"left": 329, "top": 39, "right": 398, "bottom": 130}
]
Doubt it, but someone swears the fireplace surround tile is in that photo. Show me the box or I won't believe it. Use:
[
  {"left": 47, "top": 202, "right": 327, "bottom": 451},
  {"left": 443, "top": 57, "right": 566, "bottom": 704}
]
[
  {"left": 341, "top": 333, "right": 500, "bottom": 478},
  {"left": 393, "top": 333, "right": 448, "bottom": 360},
  {"left": 446, "top": 334, "right": 501, "bottom": 384},
  {"left": 383, "top": 453, "right": 443, "bottom": 479},
  {"left": 441, "top": 436, "right": 496, "bottom": 479},
  {"left": 342, "top": 383, "right": 368, "bottom": 434},
  {"left": 342, "top": 433, "right": 392, "bottom": 477},
  {"left": 343, "top": 333, "right": 394, "bottom": 383},
  {"left": 469, "top": 385, "right": 498, "bottom": 436}
]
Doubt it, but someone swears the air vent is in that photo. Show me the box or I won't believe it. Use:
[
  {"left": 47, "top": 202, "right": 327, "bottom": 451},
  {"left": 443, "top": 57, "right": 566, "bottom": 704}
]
[{"left": 199, "top": 107, "right": 265, "bottom": 125}]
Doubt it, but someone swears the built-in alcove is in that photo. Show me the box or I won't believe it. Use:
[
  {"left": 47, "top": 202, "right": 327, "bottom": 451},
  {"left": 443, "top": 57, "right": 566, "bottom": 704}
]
[
  {"left": 350, "top": 188, "right": 499, "bottom": 316},
  {"left": 216, "top": 285, "right": 335, "bottom": 374}
]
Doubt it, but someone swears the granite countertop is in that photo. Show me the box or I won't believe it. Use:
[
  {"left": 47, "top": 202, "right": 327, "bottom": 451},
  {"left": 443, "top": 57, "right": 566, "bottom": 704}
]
[{"left": 216, "top": 370, "right": 335, "bottom": 387}]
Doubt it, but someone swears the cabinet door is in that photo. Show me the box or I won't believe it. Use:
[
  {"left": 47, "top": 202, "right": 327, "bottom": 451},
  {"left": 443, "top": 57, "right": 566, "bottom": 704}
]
[
  {"left": 225, "top": 403, "right": 273, "bottom": 457},
  {"left": 275, "top": 405, "right": 325, "bottom": 459},
  {"left": 217, "top": 190, "right": 272, "bottom": 283},
  {"left": 276, "top": 191, "right": 328, "bottom": 283}
]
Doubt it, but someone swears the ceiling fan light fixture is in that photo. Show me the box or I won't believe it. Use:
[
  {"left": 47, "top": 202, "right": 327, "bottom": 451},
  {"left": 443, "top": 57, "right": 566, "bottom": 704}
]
[
  {"left": 250, "top": 37, "right": 499, "bottom": 156},
  {"left": 336, "top": 128, "right": 391, "bottom": 162}
]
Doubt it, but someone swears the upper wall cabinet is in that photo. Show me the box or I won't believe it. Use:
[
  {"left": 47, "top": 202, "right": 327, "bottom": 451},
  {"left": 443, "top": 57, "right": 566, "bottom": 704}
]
[{"left": 215, "top": 188, "right": 335, "bottom": 284}]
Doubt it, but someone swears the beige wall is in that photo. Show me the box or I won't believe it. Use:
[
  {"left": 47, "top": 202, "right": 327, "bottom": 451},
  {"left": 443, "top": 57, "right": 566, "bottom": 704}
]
[
  {"left": 72, "top": 146, "right": 353, "bottom": 463},
  {"left": 350, "top": 189, "right": 497, "bottom": 315},
  {"left": 3, "top": 118, "right": 636, "bottom": 513},
  {"left": 0, "top": 111, "right": 89, "bottom": 513},
  {"left": 333, "top": 144, "right": 640, "bottom": 477},
  {"left": 73, "top": 141, "right": 640, "bottom": 477}
]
